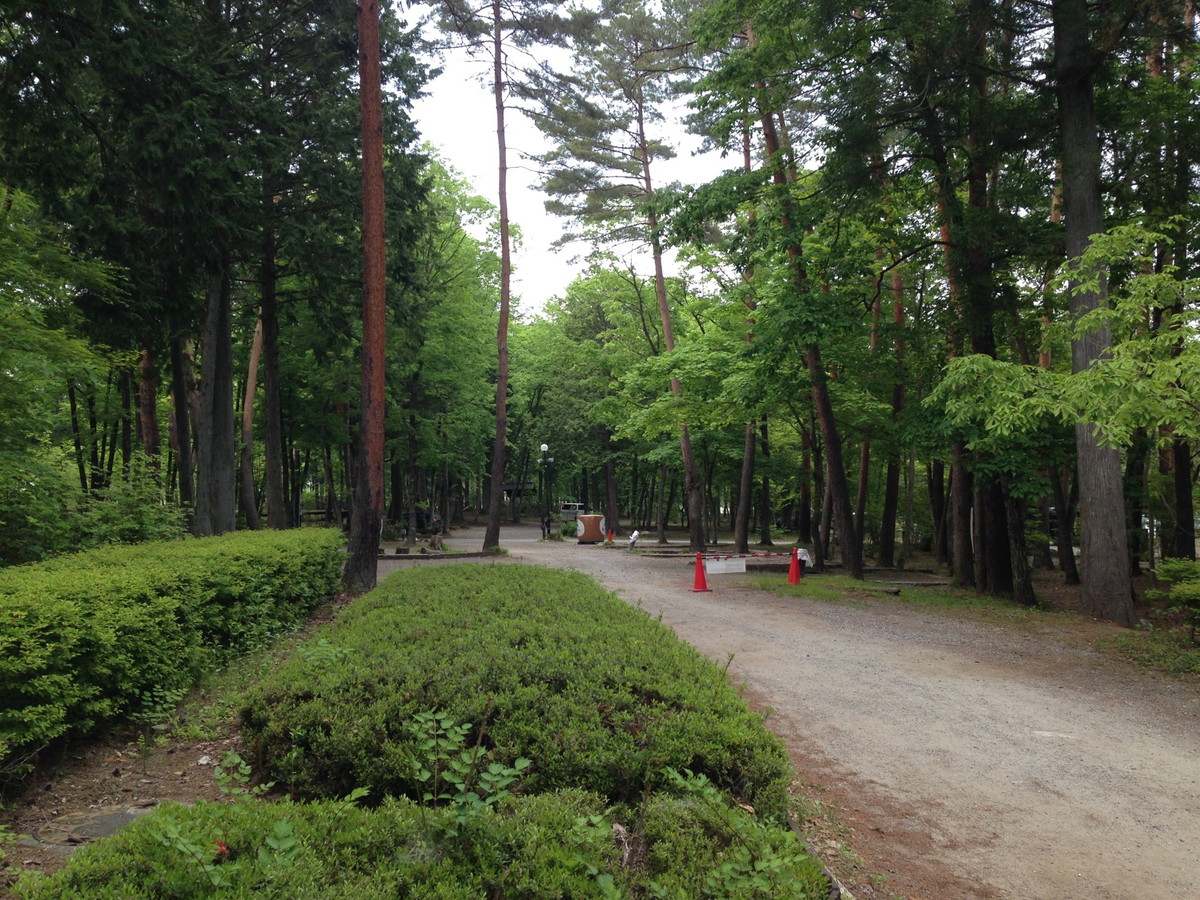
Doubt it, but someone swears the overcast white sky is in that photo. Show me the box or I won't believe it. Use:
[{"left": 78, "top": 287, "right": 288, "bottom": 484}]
[
  {"left": 410, "top": 59, "right": 578, "bottom": 316},
  {"left": 408, "top": 42, "right": 730, "bottom": 317}
]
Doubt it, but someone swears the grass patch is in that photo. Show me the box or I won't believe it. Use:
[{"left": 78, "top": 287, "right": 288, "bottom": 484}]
[
  {"left": 880, "top": 584, "right": 1045, "bottom": 619},
  {"left": 747, "top": 574, "right": 854, "bottom": 604},
  {"left": 167, "top": 618, "right": 335, "bottom": 743},
  {"left": 757, "top": 571, "right": 1046, "bottom": 618},
  {"left": 1098, "top": 627, "right": 1200, "bottom": 679}
]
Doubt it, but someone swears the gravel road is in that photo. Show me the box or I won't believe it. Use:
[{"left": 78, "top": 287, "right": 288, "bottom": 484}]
[{"left": 402, "top": 524, "right": 1200, "bottom": 900}]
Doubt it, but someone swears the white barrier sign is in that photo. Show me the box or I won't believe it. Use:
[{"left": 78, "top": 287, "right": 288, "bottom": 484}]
[{"left": 704, "top": 557, "right": 747, "bottom": 575}]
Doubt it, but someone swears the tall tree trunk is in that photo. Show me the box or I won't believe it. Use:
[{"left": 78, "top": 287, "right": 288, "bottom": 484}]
[
  {"left": 901, "top": 445, "right": 917, "bottom": 568},
  {"left": 656, "top": 465, "right": 669, "bottom": 543},
  {"left": 819, "top": 464, "right": 834, "bottom": 565},
  {"left": 256, "top": 28, "right": 289, "bottom": 531},
  {"left": 950, "top": 445, "right": 975, "bottom": 586},
  {"left": 239, "top": 317, "right": 264, "bottom": 530},
  {"left": 260, "top": 219, "right": 289, "bottom": 529},
  {"left": 119, "top": 368, "right": 133, "bottom": 477},
  {"left": 1169, "top": 438, "right": 1195, "bottom": 560},
  {"left": 605, "top": 452, "right": 620, "bottom": 536},
  {"left": 734, "top": 421, "right": 755, "bottom": 553},
  {"left": 441, "top": 457, "right": 452, "bottom": 530},
  {"left": 169, "top": 336, "right": 195, "bottom": 509},
  {"left": 981, "top": 481, "right": 1020, "bottom": 597},
  {"left": 1124, "top": 429, "right": 1150, "bottom": 570},
  {"left": 811, "top": 432, "right": 827, "bottom": 570},
  {"left": 880, "top": 459, "right": 901, "bottom": 567},
  {"left": 856, "top": 436, "right": 871, "bottom": 550},
  {"left": 388, "top": 454, "right": 403, "bottom": 522},
  {"left": 483, "top": 0, "right": 511, "bottom": 552},
  {"left": 1004, "top": 490, "right": 1037, "bottom": 605},
  {"left": 1053, "top": 0, "right": 1135, "bottom": 624},
  {"left": 808, "top": 344, "right": 862, "bottom": 576},
  {"left": 930, "top": 459, "right": 949, "bottom": 567},
  {"left": 637, "top": 110, "right": 704, "bottom": 551},
  {"left": 756, "top": 99, "right": 860, "bottom": 576},
  {"left": 1032, "top": 496, "right": 1055, "bottom": 571},
  {"left": 1145, "top": 5, "right": 1193, "bottom": 566},
  {"left": 344, "top": 0, "right": 387, "bottom": 591},
  {"left": 855, "top": 293, "right": 882, "bottom": 550},
  {"left": 1052, "top": 466, "right": 1081, "bottom": 584},
  {"left": 406, "top": 425, "right": 420, "bottom": 546},
  {"left": 917, "top": 28, "right": 1004, "bottom": 593},
  {"left": 87, "top": 392, "right": 105, "bottom": 491},
  {"left": 878, "top": 268, "right": 907, "bottom": 568},
  {"left": 323, "top": 444, "right": 342, "bottom": 525},
  {"left": 68, "top": 383, "right": 88, "bottom": 492},
  {"left": 508, "top": 445, "right": 527, "bottom": 524},
  {"left": 137, "top": 338, "right": 160, "bottom": 461},
  {"left": 972, "top": 485, "right": 988, "bottom": 589},
  {"left": 194, "top": 269, "right": 237, "bottom": 537},
  {"left": 758, "top": 419, "right": 773, "bottom": 546},
  {"left": 964, "top": 0, "right": 1032, "bottom": 601},
  {"left": 294, "top": 449, "right": 310, "bottom": 525},
  {"left": 798, "top": 424, "right": 813, "bottom": 543}
]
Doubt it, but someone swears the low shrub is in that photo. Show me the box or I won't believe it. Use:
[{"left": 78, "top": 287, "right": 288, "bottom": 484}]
[
  {"left": 0, "top": 456, "right": 79, "bottom": 567},
  {"left": 1151, "top": 558, "right": 1200, "bottom": 644},
  {"left": 1101, "top": 625, "right": 1200, "bottom": 677},
  {"left": 11, "top": 793, "right": 608, "bottom": 899},
  {"left": 240, "top": 565, "right": 791, "bottom": 819},
  {"left": 72, "top": 455, "right": 188, "bottom": 551},
  {"left": 0, "top": 529, "right": 344, "bottom": 774},
  {"left": 12, "top": 779, "right": 829, "bottom": 899},
  {"left": 0, "top": 451, "right": 188, "bottom": 568},
  {"left": 640, "top": 770, "right": 830, "bottom": 898},
  {"left": 1099, "top": 558, "right": 1200, "bottom": 677}
]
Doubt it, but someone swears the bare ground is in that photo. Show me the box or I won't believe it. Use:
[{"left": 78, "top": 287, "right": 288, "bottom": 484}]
[{"left": 4, "top": 525, "right": 1198, "bottom": 900}]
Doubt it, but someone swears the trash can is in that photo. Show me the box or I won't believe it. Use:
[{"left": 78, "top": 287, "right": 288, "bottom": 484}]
[{"left": 577, "top": 514, "right": 605, "bottom": 544}]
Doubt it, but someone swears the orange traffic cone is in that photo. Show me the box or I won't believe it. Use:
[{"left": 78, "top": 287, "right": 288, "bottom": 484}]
[
  {"left": 691, "top": 553, "right": 712, "bottom": 592},
  {"left": 787, "top": 547, "right": 801, "bottom": 585}
]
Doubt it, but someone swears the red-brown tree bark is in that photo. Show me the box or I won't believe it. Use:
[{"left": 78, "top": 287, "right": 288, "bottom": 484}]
[{"left": 344, "top": 0, "right": 387, "bottom": 591}]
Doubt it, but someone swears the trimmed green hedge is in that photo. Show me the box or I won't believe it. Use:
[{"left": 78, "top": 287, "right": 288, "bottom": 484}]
[
  {"left": 13, "top": 563, "right": 830, "bottom": 900},
  {"left": 0, "top": 529, "right": 344, "bottom": 769},
  {"left": 13, "top": 785, "right": 828, "bottom": 899},
  {"left": 240, "top": 564, "right": 792, "bottom": 819}
]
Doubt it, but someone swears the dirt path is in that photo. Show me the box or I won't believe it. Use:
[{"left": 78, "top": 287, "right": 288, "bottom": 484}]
[{"left": 422, "top": 524, "right": 1200, "bottom": 900}]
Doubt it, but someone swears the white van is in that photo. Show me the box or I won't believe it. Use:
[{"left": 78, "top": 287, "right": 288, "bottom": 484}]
[{"left": 559, "top": 502, "right": 585, "bottom": 520}]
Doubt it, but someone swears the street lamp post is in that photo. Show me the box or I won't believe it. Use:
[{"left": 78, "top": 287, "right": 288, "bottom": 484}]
[{"left": 539, "top": 443, "right": 553, "bottom": 539}]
